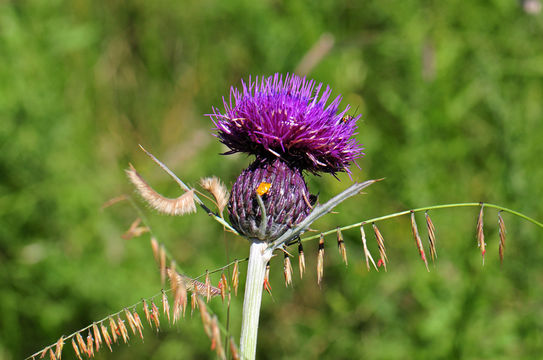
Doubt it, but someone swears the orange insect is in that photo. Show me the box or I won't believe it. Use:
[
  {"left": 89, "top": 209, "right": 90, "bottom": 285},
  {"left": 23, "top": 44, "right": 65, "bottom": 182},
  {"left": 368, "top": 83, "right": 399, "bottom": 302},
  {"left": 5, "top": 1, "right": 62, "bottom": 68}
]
[{"left": 256, "top": 182, "right": 272, "bottom": 196}]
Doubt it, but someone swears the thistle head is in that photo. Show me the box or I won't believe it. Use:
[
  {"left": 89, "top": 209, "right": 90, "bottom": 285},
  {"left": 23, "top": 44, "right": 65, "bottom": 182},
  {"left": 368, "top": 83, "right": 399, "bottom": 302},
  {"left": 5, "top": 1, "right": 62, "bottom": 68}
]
[{"left": 209, "top": 73, "right": 364, "bottom": 175}]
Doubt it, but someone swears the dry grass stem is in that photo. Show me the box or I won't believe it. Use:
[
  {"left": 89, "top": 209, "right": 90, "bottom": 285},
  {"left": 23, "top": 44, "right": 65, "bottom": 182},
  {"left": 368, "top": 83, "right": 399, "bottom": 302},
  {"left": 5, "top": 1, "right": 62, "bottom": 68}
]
[
  {"left": 126, "top": 164, "right": 197, "bottom": 216},
  {"left": 264, "top": 262, "right": 273, "bottom": 296},
  {"left": 498, "top": 212, "right": 506, "bottom": 264},
  {"left": 160, "top": 244, "right": 166, "bottom": 286},
  {"left": 425, "top": 211, "right": 437, "bottom": 262},
  {"left": 284, "top": 253, "right": 293, "bottom": 287},
  {"left": 199, "top": 176, "right": 229, "bottom": 214},
  {"left": 71, "top": 339, "right": 82, "bottom": 360},
  {"left": 372, "top": 223, "right": 387, "bottom": 271},
  {"left": 150, "top": 237, "right": 159, "bottom": 264},
  {"left": 229, "top": 337, "right": 240, "bottom": 360},
  {"left": 336, "top": 228, "right": 348, "bottom": 266},
  {"left": 360, "top": 225, "right": 378, "bottom": 272},
  {"left": 298, "top": 242, "right": 306, "bottom": 279},
  {"left": 477, "top": 204, "right": 486, "bottom": 265},
  {"left": 317, "top": 234, "right": 325, "bottom": 285},
  {"left": 121, "top": 217, "right": 149, "bottom": 240},
  {"left": 100, "top": 324, "right": 112, "bottom": 351},
  {"left": 410, "top": 212, "right": 429, "bottom": 272},
  {"left": 232, "top": 260, "right": 239, "bottom": 296}
]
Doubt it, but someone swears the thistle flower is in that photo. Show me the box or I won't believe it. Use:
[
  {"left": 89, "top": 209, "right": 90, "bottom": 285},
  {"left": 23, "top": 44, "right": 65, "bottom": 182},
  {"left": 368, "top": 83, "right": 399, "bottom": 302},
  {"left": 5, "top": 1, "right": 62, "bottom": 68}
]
[
  {"left": 210, "top": 74, "right": 364, "bottom": 241},
  {"left": 209, "top": 73, "right": 364, "bottom": 175}
]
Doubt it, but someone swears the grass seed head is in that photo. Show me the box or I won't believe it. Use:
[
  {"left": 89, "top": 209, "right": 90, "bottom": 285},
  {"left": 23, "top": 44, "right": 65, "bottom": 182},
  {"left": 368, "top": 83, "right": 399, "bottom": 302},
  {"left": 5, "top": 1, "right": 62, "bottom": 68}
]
[
  {"left": 298, "top": 241, "right": 306, "bottom": 279},
  {"left": 498, "top": 211, "right": 506, "bottom": 264},
  {"left": 372, "top": 223, "right": 387, "bottom": 271},
  {"left": 425, "top": 211, "right": 437, "bottom": 262},
  {"left": 360, "top": 225, "right": 378, "bottom": 272},
  {"left": 336, "top": 228, "right": 348, "bottom": 266},
  {"left": 411, "top": 212, "right": 429, "bottom": 271},
  {"left": 477, "top": 204, "right": 486, "bottom": 265}
]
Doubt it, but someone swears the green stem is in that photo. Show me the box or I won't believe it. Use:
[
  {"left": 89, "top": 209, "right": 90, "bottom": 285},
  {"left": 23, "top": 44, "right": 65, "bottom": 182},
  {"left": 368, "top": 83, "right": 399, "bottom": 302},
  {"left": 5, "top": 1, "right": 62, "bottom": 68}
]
[
  {"left": 300, "top": 202, "right": 543, "bottom": 243},
  {"left": 240, "top": 241, "right": 273, "bottom": 360}
]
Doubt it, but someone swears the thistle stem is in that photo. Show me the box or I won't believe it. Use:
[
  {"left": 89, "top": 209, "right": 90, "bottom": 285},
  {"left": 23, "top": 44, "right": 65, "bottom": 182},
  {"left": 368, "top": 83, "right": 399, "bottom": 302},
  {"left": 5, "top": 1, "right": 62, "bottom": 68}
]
[{"left": 240, "top": 240, "right": 273, "bottom": 360}]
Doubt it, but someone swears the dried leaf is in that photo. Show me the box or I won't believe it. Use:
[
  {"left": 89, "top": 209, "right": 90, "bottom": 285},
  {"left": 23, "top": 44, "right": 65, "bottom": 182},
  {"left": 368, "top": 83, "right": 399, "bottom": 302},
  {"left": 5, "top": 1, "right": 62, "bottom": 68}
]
[
  {"left": 411, "top": 212, "right": 429, "bottom": 271},
  {"left": 126, "top": 164, "right": 197, "bottom": 216}
]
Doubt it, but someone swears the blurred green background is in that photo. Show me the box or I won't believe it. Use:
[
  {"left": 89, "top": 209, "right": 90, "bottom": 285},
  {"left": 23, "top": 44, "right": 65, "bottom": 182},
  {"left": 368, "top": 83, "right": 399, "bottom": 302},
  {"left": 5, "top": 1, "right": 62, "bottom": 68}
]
[{"left": 2, "top": 0, "right": 543, "bottom": 359}]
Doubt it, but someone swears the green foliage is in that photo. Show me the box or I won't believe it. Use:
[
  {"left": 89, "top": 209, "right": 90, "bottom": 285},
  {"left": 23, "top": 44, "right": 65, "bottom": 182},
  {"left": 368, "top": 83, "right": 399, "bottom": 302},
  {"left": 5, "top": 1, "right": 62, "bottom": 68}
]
[{"left": 1, "top": 0, "right": 543, "bottom": 359}]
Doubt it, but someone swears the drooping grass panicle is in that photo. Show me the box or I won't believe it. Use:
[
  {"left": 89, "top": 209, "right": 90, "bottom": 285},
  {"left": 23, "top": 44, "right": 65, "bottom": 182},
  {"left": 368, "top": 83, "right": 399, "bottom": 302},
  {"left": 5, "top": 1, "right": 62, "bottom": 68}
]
[
  {"left": 477, "top": 203, "right": 486, "bottom": 265},
  {"left": 126, "top": 164, "right": 197, "bottom": 216},
  {"left": 360, "top": 225, "right": 378, "bottom": 272},
  {"left": 425, "top": 211, "right": 437, "bottom": 262},
  {"left": 336, "top": 228, "right": 348, "bottom": 266},
  {"left": 498, "top": 211, "right": 506, "bottom": 264},
  {"left": 199, "top": 176, "right": 229, "bottom": 215},
  {"left": 410, "top": 211, "right": 429, "bottom": 272},
  {"left": 317, "top": 234, "right": 325, "bottom": 286},
  {"left": 372, "top": 223, "right": 387, "bottom": 271}
]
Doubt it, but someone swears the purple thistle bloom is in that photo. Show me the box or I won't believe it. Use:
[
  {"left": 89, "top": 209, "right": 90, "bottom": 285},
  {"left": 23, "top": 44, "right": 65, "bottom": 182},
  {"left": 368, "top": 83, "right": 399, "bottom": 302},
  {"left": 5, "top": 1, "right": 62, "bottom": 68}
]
[{"left": 209, "top": 73, "right": 364, "bottom": 175}]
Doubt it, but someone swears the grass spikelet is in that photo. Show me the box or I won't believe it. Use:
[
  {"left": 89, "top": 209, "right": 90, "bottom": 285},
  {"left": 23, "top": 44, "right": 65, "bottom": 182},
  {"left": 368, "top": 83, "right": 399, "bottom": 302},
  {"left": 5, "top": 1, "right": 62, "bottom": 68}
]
[
  {"left": 150, "top": 237, "right": 160, "bottom": 265},
  {"left": 116, "top": 316, "right": 129, "bottom": 343},
  {"left": 425, "top": 211, "right": 437, "bottom": 262},
  {"left": 161, "top": 290, "right": 171, "bottom": 323},
  {"left": 92, "top": 323, "right": 101, "bottom": 352},
  {"left": 410, "top": 211, "right": 429, "bottom": 271},
  {"left": 126, "top": 164, "right": 197, "bottom": 216},
  {"left": 205, "top": 270, "right": 211, "bottom": 302},
  {"left": 142, "top": 299, "right": 152, "bottom": 328},
  {"left": 39, "top": 347, "right": 47, "bottom": 359},
  {"left": 372, "top": 223, "right": 387, "bottom": 271},
  {"left": 264, "top": 262, "right": 272, "bottom": 296},
  {"left": 71, "top": 339, "right": 82, "bottom": 360},
  {"left": 317, "top": 234, "right": 325, "bottom": 285},
  {"left": 191, "top": 293, "right": 197, "bottom": 316},
  {"left": 360, "top": 225, "right": 378, "bottom": 272},
  {"left": 336, "top": 228, "right": 348, "bottom": 266},
  {"left": 498, "top": 211, "right": 506, "bottom": 264},
  {"left": 477, "top": 203, "right": 486, "bottom": 265},
  {"left": 160, "top": 244, "right": 166, "bottom": 286},
  {"left": 48, "top": 348, "right": 56, "bottom": 360},
  {"left": 197, "top": 297, "right": 212, "bottom": 337},
  {"left": 124, "top": 309, "right": 137, "bottom": 336},
  {"left": 100, "top": 324, "right": 112, "bottom": 351},
  {"left": 298, "top": 241, "right": 306, "bottom": 279},
  {"left": 54, "top": 336, "right": 64, "bottom": 359},
  {"left": 232, "top": 260, "right": 239, "bottom": 296},
  {"left": 121, "top": 217, "right": 149, "bottom": 240},
  {"left": 108, "top": 317, "right": 118, "bottom": 343},
  {"left": 284, "top": 253, "right": 293, "bottom": 287},
  {"left": 169, "top": 260, "right": 178, "bottom": 294},
  {"left": 219, "top": 272, "right": 228, "bottom": 302},
  {"left": 229, "top": 337, "right": 240, "bottom": 360},
  {"left": 200, "top": 176, "right": 229, "bottom": 214},
  {"left": 211, "top": 315, "right": 226, "bottom": 360},
  {"left": 75, "top": 333, "right": 87, "bottom": 356},
  {"left": 151, "top": 302, "right": 161, "bottom": 329},
  {"left": 132, "top": 311, "right": 144, "bottom": 340},
  {"left": 86, "top": 331, "right": 94, "bottom": 357}
]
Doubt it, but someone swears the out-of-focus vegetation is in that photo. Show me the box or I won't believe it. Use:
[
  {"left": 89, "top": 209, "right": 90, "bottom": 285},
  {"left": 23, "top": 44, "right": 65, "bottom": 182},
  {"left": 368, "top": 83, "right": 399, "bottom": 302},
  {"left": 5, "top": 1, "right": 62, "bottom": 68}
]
[{"left": 2, "top": 0, "right": 543, "bottom": 359}]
